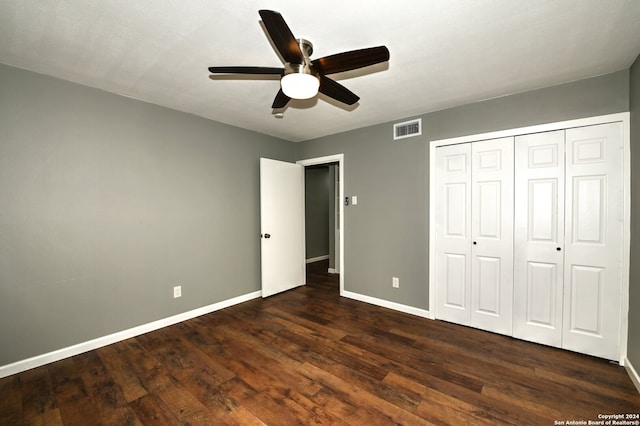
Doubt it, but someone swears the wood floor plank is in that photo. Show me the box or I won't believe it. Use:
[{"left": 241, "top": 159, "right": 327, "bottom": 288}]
[
  {"left": 232, "top": 390, "right": 309, "bottom": 425},
  {"left": 5, "top": 259, "right": 640, "bottom": 424},
  {"left": 47, "top": 357, "right": 100, "bottom": 426},
  {"left": 96, "top": 344, "right": 148, "bottom": 403},
  {"left": 136, "top": 333, "right": 238, "bottom": 419},
  {"left": 74, "top": 351, "right": 143, "bottom": 425},
  {"left": 265, "top": 305, "right": 350, "bottom": 341},
  {"left": 383, "top": 371, "right": 495, "bottom": 426},
  {"left": 26, "top": 406, "right": 64, "bottom": 426},
  {"left": 297, "top": 361, "right": 434, "bottom": 425},
  {"left": 309, "top": 387, "right": 388, "bottom": 426},
  {"left": 112, "top": 338, "right": 159, "bottom": 375},
  {"left": 215, "top": 405, "right": 268, "bottom": 426},
  {"left": 139, "top": 365, "right": 216, "bottom": 425},
  {"left": 216, "top": 376, "right": 259, "bottom": 409},
  {"left": 534, "top": 365, "right": 640, "bottom": 400},
  {"left": 138, "top": 324, "right": 236, "bottom": 386},
  {"left": 339, "top": 333, "right": 485, "bottom": 394},
  {"left": 0, "top": 374, "right": 23, "bottom": 425},
  {"left": 215, "top": 324, "right": 323, "bottom": 397},
  {"left": 210, "top": 334, "right": 345, "bottom": 425},
  {"left": 129, "top": 393, "right": 180, "bottom": 425},
  {"left": 19, "top": 366, "right": 58, "bottom": 424}
]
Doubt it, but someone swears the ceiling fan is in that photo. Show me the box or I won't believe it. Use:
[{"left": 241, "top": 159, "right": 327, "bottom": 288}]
[{"left": 208, "top": 10, "right": 390, "bottom": 109}]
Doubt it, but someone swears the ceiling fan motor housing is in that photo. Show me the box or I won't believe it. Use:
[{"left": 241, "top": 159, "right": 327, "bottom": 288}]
[{"left": 284, "top": 38, "right": 316, "bottom": 76}]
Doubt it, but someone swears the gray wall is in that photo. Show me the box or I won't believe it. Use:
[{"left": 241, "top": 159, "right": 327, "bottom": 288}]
[
  {"left": 295, "top": 70, "right": 629, "bottom": 309},
  {"left": 1, "top": 61, "right": 636, "bottom": 369},
  {"left": 304, "top": 167, "right": 330, "bottom": 259},
  {"left": 629, "top": 54, "right": 640, "bottom": 369},
  {"left": 0, "top": 64, "right": 295, "bottom": 365}
]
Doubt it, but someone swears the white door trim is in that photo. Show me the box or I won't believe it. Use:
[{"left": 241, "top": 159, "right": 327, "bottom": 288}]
[
  {"left": 297, "top": 154, "right": 345, "bottom": 296},
  {"left": 429, "top": 112, "right": 630, "bottom": 364}
]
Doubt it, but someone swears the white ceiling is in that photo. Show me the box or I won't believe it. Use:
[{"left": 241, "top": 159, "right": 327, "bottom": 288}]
[{"left": 1, "top": 1, "right": 640, "bottom": 142}]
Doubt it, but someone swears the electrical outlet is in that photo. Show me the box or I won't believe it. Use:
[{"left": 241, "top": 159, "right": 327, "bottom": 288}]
[
  {"left": 173, "top": 285, "right": 182, "bottom": 298},
  {"left": 392, "top": 277, "right": 399, "bottom": 288}
]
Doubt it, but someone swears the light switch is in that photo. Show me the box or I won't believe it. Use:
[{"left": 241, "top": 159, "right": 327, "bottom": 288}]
[{"left": 352, "top": 196, "right": 358, "bottom": 205}]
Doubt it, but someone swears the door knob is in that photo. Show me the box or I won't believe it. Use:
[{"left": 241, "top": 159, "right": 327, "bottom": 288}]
[
  {"left": 473, "top": 241, "right": 477, "bottom": 245},
  {"left": 264, "top": 233, "right": 271, "bottom": 239},
  {"left": 556, "top": 247, "right": 561, "bottom": 251}
]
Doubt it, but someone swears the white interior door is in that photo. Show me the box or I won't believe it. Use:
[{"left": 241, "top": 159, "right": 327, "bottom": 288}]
[
  {"left": 435, "top": 143, "right": 472, "bottom": 325},
  {"left": 562, "top": 123, "right": 623, "bottom": 360},
  {"left": 470, "top": 137, "right": 514, "bottom": 335},
  {"left": 513, "top": 130, "right": 565, "bottom": 347},
  {"left": 260, "top": 158, "right": 305, "bottom": 298}
]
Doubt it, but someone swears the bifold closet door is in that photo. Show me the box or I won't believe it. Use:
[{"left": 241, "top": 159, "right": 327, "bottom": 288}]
[
  {"left": 513, "top": 130, "right": 565, "bottom": 347},
  {"left": 562, "top": 122, "right": 623, "bottom": 360},
  {"left": 435, "top": 143, "right": 472, "bottom": 326},
  {"left": 436, "top": 121, "right": 624, "bottom": 360},
  {"left": 435, "top": 138, "right": 514, "bottom": 335},
  {"left": 470, "top": 138, "right": 514, "bottom": 335}
]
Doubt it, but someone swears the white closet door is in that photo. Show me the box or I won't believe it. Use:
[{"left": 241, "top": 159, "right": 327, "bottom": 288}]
[
  {"left": 435, "top": 143, "right": 472, "bottom": 325},
  {"left": 513, "top": 131, "right": 565, "bottom": 347},
  {"left": 563, "top": 123, "right": 623, "bottom": 360},
  {"left": 470, "top": 138, "right": 514, "bottom": 335}
]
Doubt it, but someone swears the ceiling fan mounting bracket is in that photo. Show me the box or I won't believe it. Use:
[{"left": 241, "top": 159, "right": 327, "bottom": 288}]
[{"left": 296, "top": 38, "right": 313, "bottom": 58}]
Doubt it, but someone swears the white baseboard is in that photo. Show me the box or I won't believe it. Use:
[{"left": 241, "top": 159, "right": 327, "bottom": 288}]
[
  {"left": 306, "top": 255, "right": 329, "bottom": 263},
  {"left": 625, "top": 357, "right": 640, "bottom": 394},
  {"left": 328, "top": 268, "right": 338, "bottom": 274},
  {"left": 341, "top": 290, "right": 431, "bottom": 319},
  {"left": 0, "top": 290, "right": 262, "bottom": 379}
]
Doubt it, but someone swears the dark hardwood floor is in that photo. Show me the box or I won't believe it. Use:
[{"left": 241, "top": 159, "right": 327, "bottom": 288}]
[{"left": 1, "top": 260, "right": 639, "bottom": 425}]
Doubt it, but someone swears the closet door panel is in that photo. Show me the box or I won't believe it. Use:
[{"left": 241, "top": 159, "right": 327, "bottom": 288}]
[
  {"left": 563, "top": 123, "right": 623, "bottom": 360},
  {"left": 514, "top": 131, "right": 565, "bottom": 347},
  {"left": 568, "top": 265, "right": 604, "bottom": 334},
  {"left": 443, "top": 253, "right": 467, "bottom": 308},
  {"left": 477, "top": 256, "right": 501, "bottom": 314},
  {"left": 470, "top": 137, "right": 514, "bottom": 335},
  {"left": 526, "top": 262, "right": 558, "bottom": 325},
  {"left": 435, "top": 144, "right": 472, "bottom": 325}
]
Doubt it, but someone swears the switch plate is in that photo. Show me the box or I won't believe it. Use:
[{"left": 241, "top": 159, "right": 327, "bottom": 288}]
[
  {"left": 173, "top": 286, "right": 182, "bottom": 298},
  {"left": 352, "top": 196, "right": 358, "bottom": 205},
  {"left": 392, "top": 277, "right": 399, "bottom": 288}
]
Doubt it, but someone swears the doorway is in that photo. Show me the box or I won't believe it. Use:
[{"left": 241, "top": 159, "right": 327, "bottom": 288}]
[{"left": 297, "top": 154, "right": 345, "bottom": 295}]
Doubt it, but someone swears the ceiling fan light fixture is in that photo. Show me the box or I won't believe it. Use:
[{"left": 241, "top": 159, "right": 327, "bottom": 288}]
[
  {"left": 208, "top": 12, "right": 389, "bottom": 108},
  {"left": 281, "top": 63, "right": 319, "bottom": 99}
]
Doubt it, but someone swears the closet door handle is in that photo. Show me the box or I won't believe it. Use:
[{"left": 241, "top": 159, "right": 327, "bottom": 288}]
[
  {"left": 556, "top": 247, "right": 561, "bottom": 251},
  {"left": 473, "top": 241, "right": 477, "bottom": 245}
]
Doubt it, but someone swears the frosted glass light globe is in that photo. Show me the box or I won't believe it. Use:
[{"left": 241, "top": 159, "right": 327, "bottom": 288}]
[{"left": 281, "top": 73, "right": 320, "bottom": 99}]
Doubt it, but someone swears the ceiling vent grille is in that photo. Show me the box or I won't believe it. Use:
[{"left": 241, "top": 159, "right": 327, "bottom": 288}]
[{"left": 393, "top": 118, "right": 422, "bottom": 140}]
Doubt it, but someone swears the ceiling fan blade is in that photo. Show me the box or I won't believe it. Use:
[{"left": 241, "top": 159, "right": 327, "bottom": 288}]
[
  {"left": 208, "top": 66, "right": 284, "bottom": 75},
  {"left": 272, "top": 88, "right": 291, "bottom": 109},
  {"left": 312, "top": 46, "right": 390, "bottom": 75},
  {"left": 258, "top": 10, "right": 304, "bottom": 64},
  {"left": 318, "top": 76, "right": 359, "bottom": 105}
]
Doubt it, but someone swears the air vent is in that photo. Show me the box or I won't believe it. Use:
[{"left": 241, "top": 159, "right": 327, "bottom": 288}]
[{"left": 393, "top": 118, "right": 422, "bottom": 140}]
